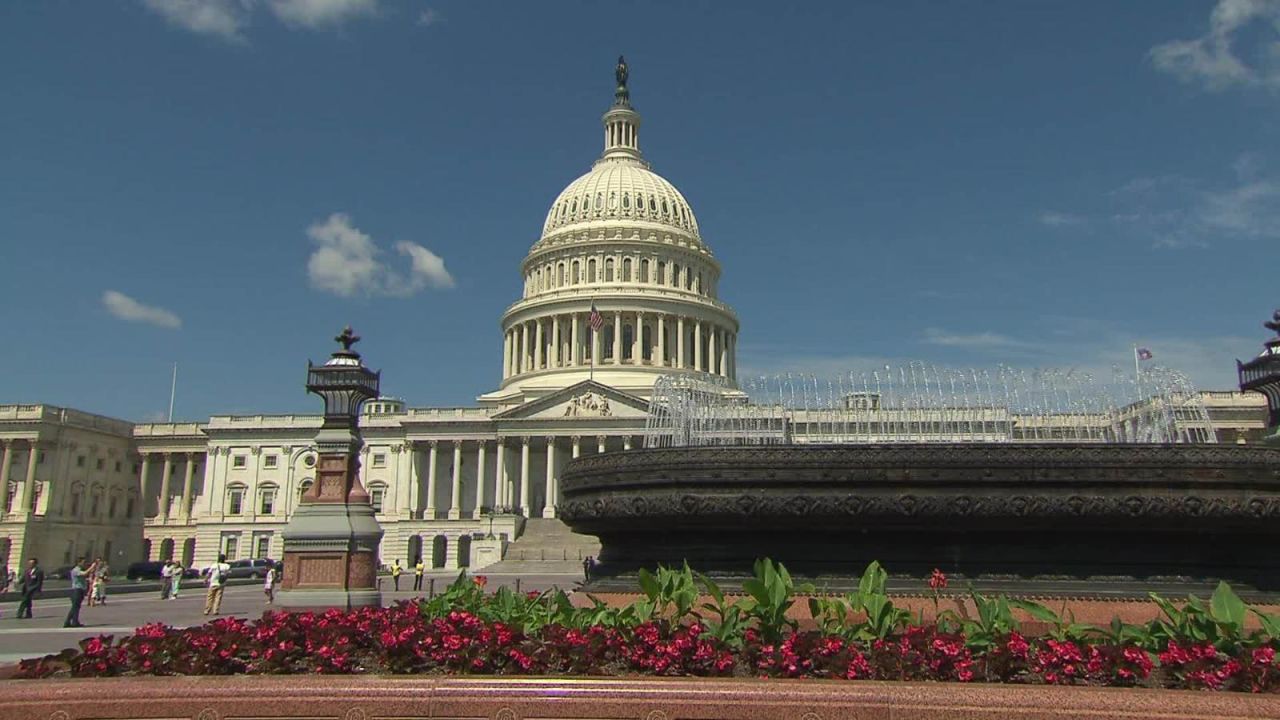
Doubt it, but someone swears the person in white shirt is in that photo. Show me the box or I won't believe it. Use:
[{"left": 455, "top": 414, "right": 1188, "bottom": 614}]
[
  {"left": 159, "top": 562, "right": 173, "bottom": 599},
  {"left": 202, "top": 554, "right": 231, "bottom": 615}
]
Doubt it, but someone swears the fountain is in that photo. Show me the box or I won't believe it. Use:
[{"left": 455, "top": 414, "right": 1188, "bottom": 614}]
[{"left": 561, "top": 362, "right": 1280, "bottom": 597}]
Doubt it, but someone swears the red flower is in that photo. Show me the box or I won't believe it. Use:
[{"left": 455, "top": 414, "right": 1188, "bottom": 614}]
[
  {"left": 473, "top": 576, "right": 488, "bottom": 588},
  {"left": 928, "top": 569, "right": 948, "bottom": 591}
]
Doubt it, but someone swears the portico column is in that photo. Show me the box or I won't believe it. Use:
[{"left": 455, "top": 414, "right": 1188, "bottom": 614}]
[
  {"left": 591, "top": 317, "right": 602, "bottom": 366},
  {"left": 543, "top": 436, "right": 557, "bottom": 518},
  {"left": 399, "top": 443, "right": 415, "bottom": 518},
  {"left": 519, "top": 437, "right": 531, "bottom": 517},
  {"left": 20, "top": 443, "right": 38, "bottom": 513},
  {"left": 657, "top": 314, "right": 666, "bottom": 367},
  {"left": 180, "top": 452, "right": 197, "bottom": 521},
  {"left": 158, "top": 452, "right": 173, "bottom": 522},
  {"left": 425, "top": 441, "right": 439, "bottom": 519},
  {"left": 448, "top": 441, "right": 463, "bottom": 520},
  {"left": 677, "top": 316, "right": 686, "bottom": 369},
  {"left": 570, "top": 313, "right": 581, "bottom": 367},
  {"left": 612, "top": 311, "right": 622, "bottom": 365},
  {"left": 472, "top": 441, "right": 487, "bottom": 519},
  {"left": 623, "top": 436, "right": 632, "bottom": 451},
  {"left": 572, "top": 436, "right": 581, "bottom": 459},
  {"left": 694, "top": 320, "right": 703, "bottom": 372},
  {"left": 552, "top": 314, "right": 562, "bottom": 367},
  {"left": 138, "top": 453, "right": 152, "bottom": 514},
  {"left": 0, "top": 441, "right": 13, "bottom": 507},
  {"left": 534, "top": 318, "right": 545, "bottom": 370},
  {"left": 495, "top": 439, "right": 507, "bottom": 510},
  {"left": 597, "top": 435, "right": 607, "bottom": 454}
]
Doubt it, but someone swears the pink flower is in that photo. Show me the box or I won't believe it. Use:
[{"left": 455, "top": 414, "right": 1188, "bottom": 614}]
[{"left": 928, "top": 569, "right": 948, "bottom": 591}]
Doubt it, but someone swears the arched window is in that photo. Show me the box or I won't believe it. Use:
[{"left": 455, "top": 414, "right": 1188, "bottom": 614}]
[
  {"left": 69, "top": 484, "right": 83, "bottom": 516},
  {"left": 605, "top": 258, "right": 614, "bottom": 282},
  {"left": 602, "top": 326, "right": 615, "bottom": 360},
  {"left": 557, "top": 263, "right": 565, "bottom": 287},
  {"left": 650, "top": 196, "right": 658, "bottom": 213},
  {"left": 657, "top": 261, "right": 666, "bottom": 285},
  {"left": 571, "top": 260, "right": 580, "bottom": 284},
  {"left": 587, "top": 259, "right": 597, "bottom": 283},
  {"left": 671, "top": 263, "right": 681, "bottom": 288},
  {"left": 696, "top": 271, "right": 703, "bottom": 294},
  {"left": 4, "top": 482, "right": 15, "bottom": 513},
  {"left": 661, "top": 199, "right": 669, "bottom": 216},
  {"left": 642, "top": 325, "right": 653, "bottom": 362},
  {"left": 90, "top": 486, "right": 102, "bottom": 517},
  {"left": 595, "top": 193, "right": 603, "bottom": 210},
  {"left": 622, "top": 324, "right": 634, "bottom": 360},
  {"left": 298, "top": 478, "right": 314, "bottom": 502},
  {"left": 640, "top": 259, "right": 649, "bottom": 283},
  {"left": 108, "top": 493, "right": 118, "bottom": 518},
  {"left": 368, "top": 483, "right": 387, "bottom": 513},
  {"left": 608, "top": 192, "right": 617, "bottom": 210},
  {"left": 622, "top": 258, "right": 632, "bottom": 282},
  {"left": 686, "top": 268, "right": 694, "bottom": 291},
  {"left": 125, "top": 492, "right": 137, "bottom": 519},
  {"left": 622, "top": 193, "right": 631, "bottom": 211}
]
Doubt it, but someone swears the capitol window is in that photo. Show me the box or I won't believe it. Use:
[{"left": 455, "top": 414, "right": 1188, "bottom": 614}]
[
  {"left": 622, "top": 193, "right": 630, "bottom": 210},
  {"left": 227, "top": 486, "right": 245, "bottom": 515},
  {"left": 640, "top": 259, "right": 650, "bottom": 283},
  {"left": 605, "top": 258, "right": 614, "bottom": 282},
  {"left": 298, "top": 478, "right": 313, "bottom": 500},
  {"left": 108, "top": 495, "right": 117, "bottom": 518},
  {"left": 263, "top": 454, "right": 278, "bottom": 469},
  {"left": 369, "top": 485, "right": 385, "bottom": 513},
  {"left": 571, "top": 260, "right": 580, "bottom": 284},
  {"left": 372, "top": 453, "right": 386, "bottom": 468},
  {"left": 232, "top": 455, "right": 246, "bottom": 469},
  {"left": 622, "top": 258, "right": 632, "bottom": 282},
  {"left": 595, "top": 193, "right": 603, "bottom": 209},
  {"left": 260, "top": 486, "right": 276, "bottom": 515},
  {"left": 587, "top": 259, "right": 597, "bottom": 282}
]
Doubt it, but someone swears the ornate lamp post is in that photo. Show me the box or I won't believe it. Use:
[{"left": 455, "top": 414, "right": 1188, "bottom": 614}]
[
  {"left": 277, "top": 327, "right": 385, "bottom": 610},
  {"left": 1238, "top": 310, "right": 1280, "bottom": 446}
]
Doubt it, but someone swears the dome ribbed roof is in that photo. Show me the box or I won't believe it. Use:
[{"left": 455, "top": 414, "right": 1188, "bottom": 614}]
[{"left": 541, "top": 159, "right": 700, "bottom": 239}]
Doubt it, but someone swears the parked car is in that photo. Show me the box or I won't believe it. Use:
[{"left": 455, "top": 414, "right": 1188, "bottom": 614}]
[
  {"left": 224, "top": 558, "right": 275, "bottom": 580},
  {"left": 126, "top": 561, "right": 201, "bottom": 580}
]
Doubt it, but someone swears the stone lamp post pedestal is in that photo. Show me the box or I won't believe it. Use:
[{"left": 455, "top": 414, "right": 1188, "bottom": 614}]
[{"left": 277, "top": 327, "right": 385, "bottom": 610}]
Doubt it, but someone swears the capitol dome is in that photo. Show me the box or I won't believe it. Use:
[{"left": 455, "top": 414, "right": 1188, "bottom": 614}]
[{"left": 481, "top": 58, "right": 740, "bottom": 408}]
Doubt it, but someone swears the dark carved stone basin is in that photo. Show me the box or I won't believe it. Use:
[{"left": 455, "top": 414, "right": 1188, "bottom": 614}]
[{"left": 559, "top": 444, "right": 1280, "bottom": 597}]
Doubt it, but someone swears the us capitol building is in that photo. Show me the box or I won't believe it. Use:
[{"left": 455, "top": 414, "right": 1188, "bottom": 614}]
[{"left": 0, "top": 61, "right": 1269, "bottom": 574}]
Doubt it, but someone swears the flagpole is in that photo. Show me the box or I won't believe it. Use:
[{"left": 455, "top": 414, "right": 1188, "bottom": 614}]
[
  {"left": 1132, "top": 345, "right": 1142, "bottom": 400},
  {"left": 168, "top": 362, "right": 178, "bottom": 422}
]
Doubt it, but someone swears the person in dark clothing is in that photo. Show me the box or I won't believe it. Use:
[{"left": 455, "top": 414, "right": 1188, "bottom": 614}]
[
  {"left": 582, "top": 556, "right": 593, "bottom": 582},
  {"left": 64, "top": 557, "right": 93, "bottom": 628},
  {"left": 16, "top": 558, "right": 44, "bottom": 619}
]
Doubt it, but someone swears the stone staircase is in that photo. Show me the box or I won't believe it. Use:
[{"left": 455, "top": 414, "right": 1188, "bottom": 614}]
[{"left": 482, "top": 518, "right": 601, "bottom": 574}]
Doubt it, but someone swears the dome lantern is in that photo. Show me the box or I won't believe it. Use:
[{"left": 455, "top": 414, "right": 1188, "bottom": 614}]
[{"left": 600, "top": 56, "right": 642, "bottom": 163}]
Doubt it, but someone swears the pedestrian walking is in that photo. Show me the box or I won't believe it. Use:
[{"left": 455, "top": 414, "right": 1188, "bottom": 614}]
[
  {"left": 413, "top": 557, "right": 424, "bottom": 592},
  {"left": 582, "top": 555, "right": 593, "bottom": 582},
  {"left": 202, "top": 554, "right": 231, "bottom": 615},
  {"left": 391, "top": 560, "right": 402, "bottom": 591},
  {"left": 263, "top": 566, "right": 276, "bottom": 605},
  {"left": 169, "top": 562, "right": 183, "bottom": 599},
  {"left": 160, "top": 561, "right": 174, "bottom": 599},
  {"left": 85, "top": 560, "right": 98, "bottom": 607},
  {"left": 64, "top": 557, "right": 94, "bottom": 628},
  {"left": 15, "top": 557, "right": 44, "bottom": 619}
]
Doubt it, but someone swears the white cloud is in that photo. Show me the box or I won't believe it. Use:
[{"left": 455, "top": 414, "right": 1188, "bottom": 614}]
[
  {"left": 141, "top": 0, "right": 380, "bottom": 41},
  {"left": 306, "top": 213, "right": 455, "bottom": 297},
  {"left": 1149, "top": 0, "right": 1280, "bottom": 91},
  {"left": 921, "top": 328, "right": 1031, "bottom": 350},
  {"left": 417, "top": 8, "right": 441, "bottom": 26},
  {"left": 102, "top": 290, "right": 183, "bottom": 329},
  {"left": 141, "top": 0, "right": 253, "bottom": 42},
  {"left": 267, "top": 0, "right": 379, "bottom": 29},
  {"left": 1038, "top": 211, "right": 1086, "bottom": 227}
]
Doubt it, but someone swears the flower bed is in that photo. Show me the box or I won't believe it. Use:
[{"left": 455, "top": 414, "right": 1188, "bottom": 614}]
[{"left": 13, "top": 560, "right": 1280, "bottom": 694}]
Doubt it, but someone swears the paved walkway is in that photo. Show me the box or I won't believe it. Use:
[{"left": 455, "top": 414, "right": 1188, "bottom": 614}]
[{"left": 0, "top": 572, "right": 580, "bottom": 665}]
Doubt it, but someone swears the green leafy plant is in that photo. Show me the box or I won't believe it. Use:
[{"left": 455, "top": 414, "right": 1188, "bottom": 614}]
[
  {"left": 740, "top": 558, "right": 809, "bottom": 643},
  {"left": 694, "top": 572, "right": 751, "bottom": 648},
  {"left": 1007, "top": 598, "right": 1097, "bottom": 644},
  {"left": 637, "top": 562, "right": 699, "bottom": 621},
  {"left": 843, "top": 561, "right": 911, "bottom": 642},
  {"left": 1147, "top": 582, "right": 1249, "bottom": 651}
]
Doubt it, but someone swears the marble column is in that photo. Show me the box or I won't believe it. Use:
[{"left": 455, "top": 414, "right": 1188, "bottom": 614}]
[
  {"left": 472, "top": 441, "right": 487, "bottom": 520},
  {"left": 708, "top": 326, "right": 718, "bottom": 375},
  {"left": 495, "top": 439, "right": 507, "bottom": 510},
  {"left": 570, "top": 313, "right": 581, "bottom": 367},
  {"left": 623, "top": 436, "right": 632, "bottom": 451},
  {"left": 138, "top": 453, "right": 152, "bottom": 515},
  {"left": 632, "top": 311, "right": 642, "bottom": 363},
  {"left": 552, "top": 314, "right": 562, "bottom": 367},
  {"left": 677, "top": 316, "right": 686, "bottom": 369},
  {"left": 0, "top": 441, "right": 13, "bottom": 510},
  {"left": 448, "top": 441, "right": 463, "bottom": 520},
  {"left": 425, "top": 441, "right": 438, "bottom": 519},
  {"left": 158, "top": 452, "right": 173, "bottom": 522},
  {"left": 694, "top": 320, "right": 703, "bottom": 373},
  {"left": 520, "top": 323, "right": 530, "bottom": 374},
  {"left": 720, "top": 329, "right": 730, "bottom": 378},
  {"left": 398, "top": 444, "right": 415, "bottom": 518},
  {"left": 180, "top": 452, "right": 197, "bottom": 521},
  {"left": 20, "top": 443, "right": 38, "bottom": 513},
  {"left": 534, "top": 318, "right": 545, "bottom": 370},
  {"left": 657, "top": 314, "right": 666, "bottom": 367},
  {"left": 502, "top": 331, "right": 511, "bottom": 379},
  {"left": 572, "top": 436, "right": 581, "bottom": 459},
  {"left": 519, "top": 437, "right": 531, "bottom": 517},
  {"left": 597, "top": 435, "right": 607, "bottom": 454},
  {"left": 612, "top": 311, "right": 622, "bottom": 365},
  {"left": 543, "top": 436, "right": 557, "bottom": 518}
]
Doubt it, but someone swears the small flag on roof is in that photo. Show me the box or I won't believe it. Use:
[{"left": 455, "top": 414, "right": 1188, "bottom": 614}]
[{"left": 1137, "top": 348, "right": 1153, "bottom": 361}]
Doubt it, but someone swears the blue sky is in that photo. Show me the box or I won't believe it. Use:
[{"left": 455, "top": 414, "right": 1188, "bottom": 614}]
[{"left": 2, "top": 0, "right": 1278, "bottom": 421}]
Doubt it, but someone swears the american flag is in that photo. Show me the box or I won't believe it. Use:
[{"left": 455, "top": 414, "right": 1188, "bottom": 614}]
[
  {"left": 1137, "top": 347, "right": 1153, "bottom": 361},
  {"left": 588, "top": 303, "right": 604, "bottom": 332}
]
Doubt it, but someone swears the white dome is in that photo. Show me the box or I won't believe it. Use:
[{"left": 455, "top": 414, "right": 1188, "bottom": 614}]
[{"left": 541, "top": 159, "right": 701, "bottom": 239}]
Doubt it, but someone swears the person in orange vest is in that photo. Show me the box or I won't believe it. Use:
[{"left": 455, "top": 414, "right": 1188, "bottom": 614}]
[
  {"left": 391, "top": 560, "right": 402, "bottom": 591},
  {"left": 413, "top": 557, "right": 424, "bottom": 592}
]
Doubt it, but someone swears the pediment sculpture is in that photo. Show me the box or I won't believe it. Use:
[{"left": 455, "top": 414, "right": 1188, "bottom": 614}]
[{"left": 564, "top": 391, "right": 612, "bottom": 417}]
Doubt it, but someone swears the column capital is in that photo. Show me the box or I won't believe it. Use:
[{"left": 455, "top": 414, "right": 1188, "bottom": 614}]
[
  {"left": 250, "top": 446, "right": 262, "bottom": 456},
  {"left": 571, "top": 435, "right": 581, "bottom": 443},
  {"left": 545, "top": 435, "right": 557, "bottom": 444},
  {"left": 597, "top": 435, "right": 607, "bottom": 443},
  {"left": 453, "top": 439, "right": 465, "bottom": 449},
  {"left": 522, "top": 436, "right": 531, "bottom": 446},
  {"left": 428, "top": 439, "right": 439, "bottom": 448}
]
